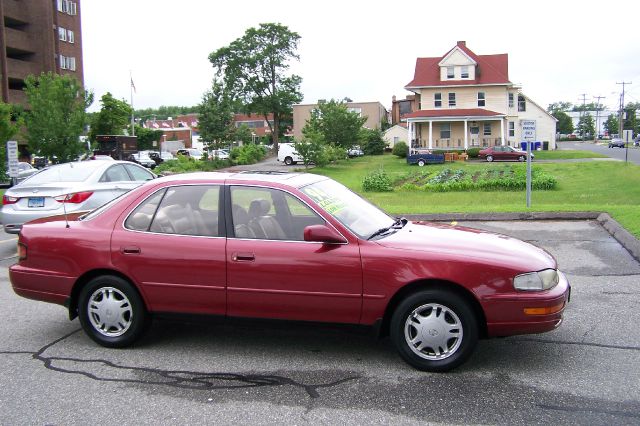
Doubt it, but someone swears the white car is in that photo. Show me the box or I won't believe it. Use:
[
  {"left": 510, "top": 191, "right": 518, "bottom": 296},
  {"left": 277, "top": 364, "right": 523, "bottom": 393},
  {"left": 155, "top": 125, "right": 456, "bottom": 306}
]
[
  {"left": 1, "top": 160, "right": 155, "bottom": 234},
  {"left": 129, "top": 152, "right": 156, "bottom": 168},
  {"left": 278, "top": 143, "right": 303, "bottom": 165},
  {"left": 6, "top": 162, "right": 39, "bottom": 185},
  {"left": 211, "top": 149, "right": 230, "bottom": 160}
]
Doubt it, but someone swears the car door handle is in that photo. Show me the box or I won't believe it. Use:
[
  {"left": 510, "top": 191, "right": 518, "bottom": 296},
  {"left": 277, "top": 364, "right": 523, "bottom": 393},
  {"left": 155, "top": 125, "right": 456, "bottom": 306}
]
[
  {"left": 122, "top": 246, "right": 141, "bottom": 255},
  {"left": 232, "top": 252, "right": 255, "bottom": 262}
]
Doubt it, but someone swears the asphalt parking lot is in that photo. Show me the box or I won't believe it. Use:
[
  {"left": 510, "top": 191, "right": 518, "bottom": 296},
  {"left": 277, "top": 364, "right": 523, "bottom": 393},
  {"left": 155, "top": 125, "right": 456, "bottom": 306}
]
[{"left": 1, "top": 220, "right": 639, "bottom": 425}]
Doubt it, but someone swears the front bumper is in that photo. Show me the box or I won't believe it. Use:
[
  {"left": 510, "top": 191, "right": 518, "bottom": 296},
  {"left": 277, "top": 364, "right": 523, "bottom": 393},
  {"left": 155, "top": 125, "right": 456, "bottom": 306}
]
[{"left": 483, "top": 271, "right": 571, "bottom": 337}]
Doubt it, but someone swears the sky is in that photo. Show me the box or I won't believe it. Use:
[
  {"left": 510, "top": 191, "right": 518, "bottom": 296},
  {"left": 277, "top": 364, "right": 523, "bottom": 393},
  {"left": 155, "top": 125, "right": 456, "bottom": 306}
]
[{"left": 81, "top": 0, "right": 640, "bottom": 114}]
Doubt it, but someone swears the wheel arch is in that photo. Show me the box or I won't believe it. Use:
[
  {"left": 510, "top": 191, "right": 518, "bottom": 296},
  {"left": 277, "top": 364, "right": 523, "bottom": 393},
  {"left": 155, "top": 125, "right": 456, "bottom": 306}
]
[
  {"left": 378, "top": 279, "right": 487, "bottom": 339},
  {"left": 67, "top": 269, "right": 145, "bottom": 320}
]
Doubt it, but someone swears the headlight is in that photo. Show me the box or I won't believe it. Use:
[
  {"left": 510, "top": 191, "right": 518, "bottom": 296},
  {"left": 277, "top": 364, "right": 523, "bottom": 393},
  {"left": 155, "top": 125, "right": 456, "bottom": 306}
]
[{"left": 514, "top": 269, "right": 559, "bottom": 291}]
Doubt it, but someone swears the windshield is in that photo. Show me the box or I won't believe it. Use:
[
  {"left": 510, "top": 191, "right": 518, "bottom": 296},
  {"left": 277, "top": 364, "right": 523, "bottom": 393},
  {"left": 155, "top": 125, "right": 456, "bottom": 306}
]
[
  {"left": 21, "top": 162, "right": 97, "bottom": 184},
  {"left": 300, "top": 179, "right": 394, "bottom": 239}
]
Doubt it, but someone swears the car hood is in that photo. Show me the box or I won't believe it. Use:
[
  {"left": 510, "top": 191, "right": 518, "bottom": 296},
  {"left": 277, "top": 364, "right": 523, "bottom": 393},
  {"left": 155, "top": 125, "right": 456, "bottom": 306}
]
[{"left": 376, "top": 221, "right": 556, "bottom": 272}]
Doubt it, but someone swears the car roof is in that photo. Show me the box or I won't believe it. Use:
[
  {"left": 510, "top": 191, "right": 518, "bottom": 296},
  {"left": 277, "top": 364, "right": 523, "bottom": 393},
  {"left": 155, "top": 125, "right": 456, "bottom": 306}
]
[{"left": 155, "top": 171, "right": 328, "bottom": 189}]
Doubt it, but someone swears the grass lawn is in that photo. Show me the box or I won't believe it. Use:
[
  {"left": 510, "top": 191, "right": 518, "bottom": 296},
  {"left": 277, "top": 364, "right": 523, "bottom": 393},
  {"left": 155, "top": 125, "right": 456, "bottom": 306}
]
[
  {"left": 531, "top": 150, "right": 608, "bottom": 160},
  {"left": 310, "top": 153, "right": 640, "bottom": 238}
]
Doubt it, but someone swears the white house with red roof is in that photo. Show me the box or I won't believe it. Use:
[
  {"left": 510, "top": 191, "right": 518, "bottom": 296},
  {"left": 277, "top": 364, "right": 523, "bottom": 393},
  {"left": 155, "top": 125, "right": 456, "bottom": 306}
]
[{"left": 404, "top": 41, "right": 556, "bottom": 150}]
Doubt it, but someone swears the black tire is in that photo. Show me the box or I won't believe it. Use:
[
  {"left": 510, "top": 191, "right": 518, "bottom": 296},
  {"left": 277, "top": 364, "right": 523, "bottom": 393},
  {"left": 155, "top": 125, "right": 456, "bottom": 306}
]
[
  {"left": 78, "top": 275, "right": 149, "bottom": 348},
  {"left": 417, "top": 159, "right": 426, "bottom": 167},
  {"left": 518, "top": 155, "right": 525, "bottom": 162},
  {"left": 284, "top": 156, "right": 293, "bottom": 166},
  {"left": 486, "top": 155, "right": 493, "bottom": 162},
  {"left": 390, "top": 289, "right": 479, "bottom": 372}
]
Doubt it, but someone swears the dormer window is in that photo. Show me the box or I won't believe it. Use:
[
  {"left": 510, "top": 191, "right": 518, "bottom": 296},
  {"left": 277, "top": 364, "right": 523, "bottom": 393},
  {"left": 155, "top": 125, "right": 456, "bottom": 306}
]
[
  {"left": 461, "top": 66, "right": 469, "bottom": 79},
  {"left": 446, "top": 67, "right": 454, "bottom": 79}
]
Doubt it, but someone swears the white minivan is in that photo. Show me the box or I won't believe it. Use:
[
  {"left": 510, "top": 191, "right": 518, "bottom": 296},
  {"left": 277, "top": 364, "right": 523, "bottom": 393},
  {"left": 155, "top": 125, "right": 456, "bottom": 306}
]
[{"left": 277, "top": 143, "right": 303, "bottom": 165}]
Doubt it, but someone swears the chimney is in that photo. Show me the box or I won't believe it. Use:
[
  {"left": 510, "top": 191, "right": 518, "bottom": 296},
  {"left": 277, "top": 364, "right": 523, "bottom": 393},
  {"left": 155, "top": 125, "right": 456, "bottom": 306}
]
[
  {"left": 392, "top": 95, "right": 397, "bottom": 102},
  {"left": 457, "top": 41, "right": 466, "bottom": 47}
]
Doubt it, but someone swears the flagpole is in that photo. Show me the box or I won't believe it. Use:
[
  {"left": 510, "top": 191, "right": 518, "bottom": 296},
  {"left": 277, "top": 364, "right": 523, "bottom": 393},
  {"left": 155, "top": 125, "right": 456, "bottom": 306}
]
[{"left": 130, "top": 70, "right": 135, "bottom": 136}]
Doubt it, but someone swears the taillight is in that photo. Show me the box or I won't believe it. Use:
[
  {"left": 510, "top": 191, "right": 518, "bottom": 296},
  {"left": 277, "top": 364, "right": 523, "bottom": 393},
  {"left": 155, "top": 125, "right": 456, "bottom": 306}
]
[
  {"left": 18, "top": 242, "right": 27, "bottom": 261},
  {"left": 55, "top": 191, "right": 94, "bottom": 204},
  {"left": 2, "top": 195, "right": 19, "bottom": 205}
]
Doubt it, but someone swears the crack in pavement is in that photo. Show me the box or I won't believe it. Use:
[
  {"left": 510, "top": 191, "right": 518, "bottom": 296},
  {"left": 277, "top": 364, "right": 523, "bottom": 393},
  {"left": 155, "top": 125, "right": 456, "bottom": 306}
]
[
  {"left": 0, "top": 329, "right": 359, "bottom": 399},
  {"left": 512, "top": 337, "right": 640, "bottom": 351}
]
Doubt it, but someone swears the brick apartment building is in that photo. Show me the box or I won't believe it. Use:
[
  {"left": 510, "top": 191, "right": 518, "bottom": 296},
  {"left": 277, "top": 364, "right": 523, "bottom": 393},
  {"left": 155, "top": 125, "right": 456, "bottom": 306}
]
[{"left": 0, "top": 0, "right": 84, "bottom": 107}]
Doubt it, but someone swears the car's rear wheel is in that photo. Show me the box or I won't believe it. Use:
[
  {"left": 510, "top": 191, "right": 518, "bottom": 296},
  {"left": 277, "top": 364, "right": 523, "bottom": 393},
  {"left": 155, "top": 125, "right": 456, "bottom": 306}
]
[
  {"left": 78, "top": 275, "right": 149, "bottom": 348},
  {"left": 390, "top": 289, "right": 478, "bottom": 372},
  {"left": 417, "top": 159, "right": 426, "bottom": 167},
  {"left": 486, "top": 155, "right": 493, "bottom": 162},
  {"left": 284, "top": 156, "right": 293, "bottom": 165},
  {"left": 518, "top": 155, "right": 525, "bottom": 162}
]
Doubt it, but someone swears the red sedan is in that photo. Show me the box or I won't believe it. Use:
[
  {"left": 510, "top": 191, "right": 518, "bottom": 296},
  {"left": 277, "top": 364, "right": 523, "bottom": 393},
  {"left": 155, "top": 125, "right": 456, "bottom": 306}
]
[
  {"left": 10, "top": 172, "right": 569, "bottom": 372},
  {"left": 479, "top": 145, "right": 535, "bottom": 162}
]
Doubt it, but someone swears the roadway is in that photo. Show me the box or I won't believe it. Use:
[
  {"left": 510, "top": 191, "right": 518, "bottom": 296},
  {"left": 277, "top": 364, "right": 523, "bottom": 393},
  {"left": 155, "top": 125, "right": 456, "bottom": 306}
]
[{"left": 559, "top": 140, "right": 640, "bottom": 165}]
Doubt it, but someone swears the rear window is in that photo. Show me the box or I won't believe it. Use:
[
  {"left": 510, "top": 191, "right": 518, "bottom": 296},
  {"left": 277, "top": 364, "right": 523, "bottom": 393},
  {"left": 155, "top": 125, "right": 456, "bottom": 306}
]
[{"left": 23, "top": 163, "right": 97, "bottom": 184}]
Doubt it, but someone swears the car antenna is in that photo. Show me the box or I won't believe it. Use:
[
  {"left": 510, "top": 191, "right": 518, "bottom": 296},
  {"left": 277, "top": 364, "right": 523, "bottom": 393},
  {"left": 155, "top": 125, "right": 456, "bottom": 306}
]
[{"left": 63, "top": 194, "right": 70, "bottom": 228}]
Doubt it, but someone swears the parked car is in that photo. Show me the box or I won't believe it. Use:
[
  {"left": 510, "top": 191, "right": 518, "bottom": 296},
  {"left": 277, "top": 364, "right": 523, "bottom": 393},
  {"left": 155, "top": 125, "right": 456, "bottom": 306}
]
[
  {"left": 347, "top": 145, "right": 364, "bottom": 158},
  {"left": 479, "top": 146, "right": 534, "bottom": 162},
  {"left": 278, "top": 143, "right": 302, "bottom": 165},
  {"left": 608, "top": 138, "right": 625, "bottom": 148},
  {"left": 176, "top": 148, "right": 204, "bottom": 159},
  {"left": 5, "top": 162, "right": 39, "bottom": 185},
  {"left": 9, "top": 172, "right": 570, "bottom": 371},
  {"left": 146, "top": 151, "right": 174, "bottom": 165},
  {"left": 407, "top": 148, "right": 445, "bottom": 167},
  {"left": 129, "top": 152, "right": 157, "bottom": 169},
  {"left": 1, "top": 160, "right": 155, "bottom": 234},
  {"left": 210, "top": 149, "right": 230, "bottom": 160}
]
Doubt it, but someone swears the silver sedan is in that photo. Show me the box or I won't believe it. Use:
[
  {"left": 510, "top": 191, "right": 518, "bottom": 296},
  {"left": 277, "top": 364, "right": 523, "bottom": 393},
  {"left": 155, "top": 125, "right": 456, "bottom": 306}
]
[{"left": 1, "top": 160, "right": 156, "bottom": 234}]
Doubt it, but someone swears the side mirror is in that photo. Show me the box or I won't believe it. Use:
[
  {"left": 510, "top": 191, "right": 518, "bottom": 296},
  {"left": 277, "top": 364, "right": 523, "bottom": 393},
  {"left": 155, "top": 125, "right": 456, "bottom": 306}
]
[{"left": 303, "top": 225, "right": 347, "bottom": 244}]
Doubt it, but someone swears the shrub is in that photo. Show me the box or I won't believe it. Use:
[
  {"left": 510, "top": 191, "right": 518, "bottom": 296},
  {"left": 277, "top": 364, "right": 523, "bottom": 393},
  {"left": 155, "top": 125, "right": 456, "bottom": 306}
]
[
  {"left": 155, "top": 155, "right": 227, "bottom": 175},
  {"left": 230, "top": 144, "right": 267, "bottom": 165},
  {"left": 360, "top": 128, "right": 387, "bottom": 155},
  {"left": 466, "top": 147, "right": 480, "bottom": 158},
  {"left": 362, "top": 168, "right": 393, "bottom": 192},
  {"left": 392, "top": 141, "right": 408, "bottom": 158}
]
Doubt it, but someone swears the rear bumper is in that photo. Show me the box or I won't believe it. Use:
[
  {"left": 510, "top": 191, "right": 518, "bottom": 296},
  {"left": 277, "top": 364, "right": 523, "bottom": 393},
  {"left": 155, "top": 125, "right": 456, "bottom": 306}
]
[
  {"left": 484, "top": 271, "right": 570, "bottom": 337},
  {"left": 9, "top": 265, "right": 75, "bottom": 306}
]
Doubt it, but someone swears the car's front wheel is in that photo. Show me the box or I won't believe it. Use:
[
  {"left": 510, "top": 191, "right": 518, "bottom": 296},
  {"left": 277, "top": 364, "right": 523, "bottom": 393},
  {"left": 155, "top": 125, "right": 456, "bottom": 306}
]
[
  {"left": 78, "top": 275, "right": 149, "bottom": 348},
  {"left": 417, "top": 159, "right": 426, "bottom": 167},
  {"left": 284, "top": 156, "right": 293, "bottom": 165},
  {"left": 390, "top": 289, "right": 479, "bottom": 372},
  {"left": 486, "top": 155, "right": 493, "bottom": 162}
]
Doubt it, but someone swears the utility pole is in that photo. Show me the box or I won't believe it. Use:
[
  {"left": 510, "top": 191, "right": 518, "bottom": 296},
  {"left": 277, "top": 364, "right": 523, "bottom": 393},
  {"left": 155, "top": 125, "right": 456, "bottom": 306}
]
[
  {"left": 593, "top": 95, "right": 605, "bottom": 140},
  {"left": 578, "top": 93, "right": 588, "bottom": 139},
  {"left": 617, "top": 81, "right": 632, "bottom": 163}
]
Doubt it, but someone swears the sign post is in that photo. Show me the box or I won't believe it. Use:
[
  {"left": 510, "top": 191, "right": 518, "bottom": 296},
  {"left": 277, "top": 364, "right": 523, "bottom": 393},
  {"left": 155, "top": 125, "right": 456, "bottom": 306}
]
[
  {"left": 520, "top": 120, "right": 536, "bottom": 208},
  {"left": 7, "top": 140, "right": 19, "bottom": 186}
]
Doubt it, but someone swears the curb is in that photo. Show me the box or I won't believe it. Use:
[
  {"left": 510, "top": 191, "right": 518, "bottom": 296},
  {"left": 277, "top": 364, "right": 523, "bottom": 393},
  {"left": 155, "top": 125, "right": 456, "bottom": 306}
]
[{"left": 402, "top": 211, "right": 640, "bottom": 262}]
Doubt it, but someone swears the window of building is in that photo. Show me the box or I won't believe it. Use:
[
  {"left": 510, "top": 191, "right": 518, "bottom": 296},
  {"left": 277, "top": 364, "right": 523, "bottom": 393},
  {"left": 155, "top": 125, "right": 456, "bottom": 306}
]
[
  {"left": 58, "top": 27, "right": 67, "bottom": 41},
  {"left": 483, "top": 123, "right": 492, "bottom": 135},
  {"left": 68, "top": 57, "right": 76, "bottom": 71},
  {"left": 440, "top": 123, "right": 451, "bottom": 139},
  {"left": 508, "top": 93, "right": 514, "bottom": 108},
  {"left": 446, "top": 66, "right": 454, "bottom": 79},
  {"left": 461, "top": 66, "right": 469, "bottom": 79},
  {"left": 57, "top": 0, "right": 64, "bottom": 12},
  {"left": 347, "top": 107, "right": 362, "bottom": 116},
  {"left": 508, "top": 121, "right": 515, "bottom": 137},
  {"left": 59, "top": 55, "right": 76, "bottom": 71},
  {"left": 434, "top": 93, "right": 442, "bottom": 108},
  {"left": 68, "top": 30, "right": 75, "bottom": 43},
  {"left": 59, "top": 54, "right": 67, "bottom": 70},
  {"left": 57, "top": 0, "right": 77, "bottom": 15},
  {"left": 448, "top": 93, "right": 456, "bottom": 107},
  {"left": 477, "top": 92, "right": 486, "bottom": 107},
  {"left": 518, "top": 95, "right": 526, "bottom": 112}
]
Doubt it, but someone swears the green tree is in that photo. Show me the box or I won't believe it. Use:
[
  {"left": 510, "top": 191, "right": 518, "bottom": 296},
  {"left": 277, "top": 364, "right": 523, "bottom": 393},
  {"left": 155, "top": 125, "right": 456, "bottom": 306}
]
[
  {"left": 604, "top": 114, "right": 619, "bottom": 136},
  {"left": 360, "top": 128, "right": 386, "bottom": 155},
  {"left": 303, "top": 99, "right": 367, "bottom": 148},
  {"left": 89, "top": 92, "right": 132, "bottom": 142},
  {"left": 133, "top": 126, "right": 163, "bottom": 151},
  {"left": 234, "top": 123, "right": 254, "bottom": 146},
  {"left": 294, "top": 130, "right": 328, "bottom": 169},
  {"left": 576, "top": 113, "right": 596, "bottom": 139},
  {"left": 209, "top": 22, "right": 303, "bottom": 152},
  {"left": 392, "top": 141, "right": 408, "bottom": 158},
  {"left": 198, "top": 79, "right": 236, "bottom": 150},
  {"left": 572, "top": 102, "right": 605, "bottom": 112},
  {"left": 547, "top": 101, "right": 573, "bottom": 113},
  {"left": 552, "top": 111, "right": 574, "bottom": 134},
  {"left": 0, "top": 102, "right": 23, "bottom": 176},
  {"left": 24, "top": 72, "right": 92, "bottom": 162},
  {"left": 623, "top": 102, "right": 639, "bottom": 134}
]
